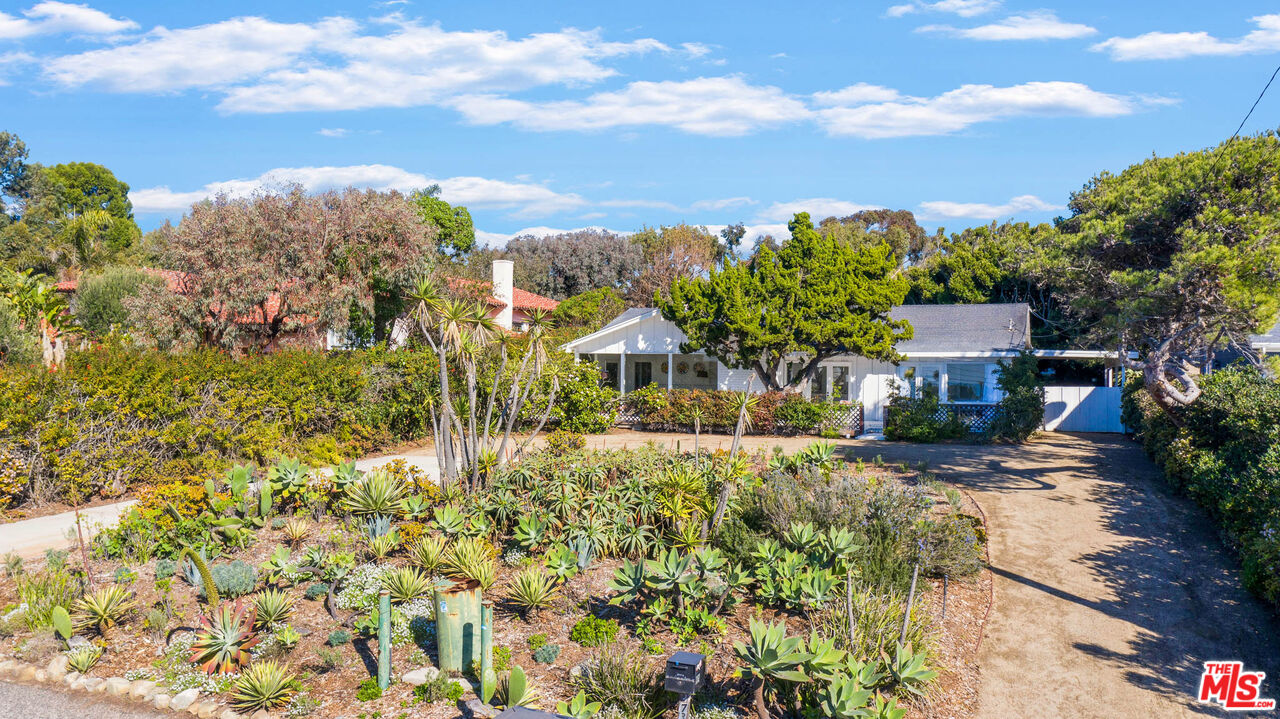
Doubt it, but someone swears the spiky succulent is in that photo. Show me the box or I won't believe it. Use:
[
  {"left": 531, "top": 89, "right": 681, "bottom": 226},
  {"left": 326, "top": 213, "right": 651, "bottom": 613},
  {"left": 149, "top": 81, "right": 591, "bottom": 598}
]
[
  {"left": 367, "top": 531, "right": 401, "bottom": 560},
  {"left": 73, "top": 586, "right": 135, "bottom": 637},
  {"left": 342, "top": 470, "right": 406, "bottom": 517},
  {"left": 381, "top": 566, "right": 436, "bottom": 604},
  {"left": 408, "top": 535, "right": 448, "bottom": 572},
  {"left": 282, "top": 518, "right": 309, "bottom": 546},
  {"left": 191, "top": 600, "right": 260, "bottom": 674},
  {"left": 507, "top": 566, "right": 558, "bottom": 617},
  {"left": 65, "top": 645, "right": 103, "bottom": 674},
  {"left": 252, "top": 589, "right": 294, "bottom": 627},
  {"left": 442, "top": 536, "right": 495, "bottom": 584},
  {"left": 231, "top": 660, "right": 297, "bottom": 711}
]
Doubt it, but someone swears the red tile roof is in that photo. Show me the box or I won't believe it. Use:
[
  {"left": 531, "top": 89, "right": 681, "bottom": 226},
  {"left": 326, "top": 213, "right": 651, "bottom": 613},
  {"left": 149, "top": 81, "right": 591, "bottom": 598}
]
[{"left": 448, "top": 279, "right": 559, "bottom": 312}]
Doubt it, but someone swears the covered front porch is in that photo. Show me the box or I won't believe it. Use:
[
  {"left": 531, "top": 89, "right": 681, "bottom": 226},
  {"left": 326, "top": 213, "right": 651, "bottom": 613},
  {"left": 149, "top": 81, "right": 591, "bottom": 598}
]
[{"left": 579, "top": 352, "right": 719, "bottom": 395}]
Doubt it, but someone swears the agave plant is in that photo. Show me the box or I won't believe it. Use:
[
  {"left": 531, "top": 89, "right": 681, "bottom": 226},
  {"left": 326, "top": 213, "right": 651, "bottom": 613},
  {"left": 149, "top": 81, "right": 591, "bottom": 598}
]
[
  {"left": 732, "top": 619, "right": 812, "bottom": 719},
  {"left": 409, "top": 535, "right": 448, "bottom": 572},
  {"left": 607, "top": 559, "right": 649, "bottom": 606},
  {"left": 883, "top": 642, "right": 937, "bottom": 697},
  {"left": 342, "top": 470, "right": 407, "bottom": 517},
  {"left": 399, "top": 495, "right": 431, "bottom": 521},
  {"left": 191, "top": 600, "right": 260, "bottom": 674},
  {"left": 73, "top": 586, "right": 135, "bottom": 637},
  {"left": 556, "top": 690, "right": 602, "bottom": 719},
  {"left": 330, "top": 461, "right": 363, "bottom": 494},
  {"left": 443, "top": 536, "right": 495, "bottom": 585},
  {"left": 645, "top": 547, "right": 694, "bottom": 613},
  {"left": 432, "top": 505, "right": 467, "bottom": 536},
  {"left": 231, "top": 660, "right": 297, "bottom": 711},
  {"left": 507, "top": 566, "right": 558, "bottom": 617},
  {"left": 282, "top": 518, "right": 309, "bottom": 546},
  {"left": 381, "top": 566, "right": 436, "bottom": 603},
  {"left": 368, "top": 531, "right": 401, "bottom": 560},
  {"left": 783, "top": 522, "right": 821, "bottom": 554},
  {"left": 252, "top": 589, "right": 294, "bottom": 628},
  {"left": 542, "top": 544, "right": 579, "bottom": 583},
  {"left": 363, "top": 514, "right": 393, "bottom": 540},
  {"left": 65, "top": 645, "right": 104, "bottom": 674},
  {"left": 268, "top": 457, "right": 311, "bottom": 506},
  {"left": 513, "top": 513, "right": 550, "bottom": 550},
  {"left": 819, "top": 672, "right": 874, "bottom": 719}
]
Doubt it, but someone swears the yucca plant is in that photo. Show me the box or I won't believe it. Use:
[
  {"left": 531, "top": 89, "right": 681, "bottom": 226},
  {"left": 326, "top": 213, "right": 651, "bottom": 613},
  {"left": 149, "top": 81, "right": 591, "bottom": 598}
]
[
  {"left": 282, "top": 518, "right": 309, "bottom": 546},
  {"left": 253, "top": 589, "right": 294, "bottom": 628},
  {"left": 73, "top": 586, "right": 135, "bottom": 637},
  {"left": 507, "top": 566, "right": 558, "bottom": 617},
  {"left": 368, "top": 531, "right": 401, "bottom": 560},
  {"left": 342, "top": 470, "right": 407, "bottom": 517},
  {"left": 232, "top": 659, "right": 297, "bottom": 711},
  {"left": 65, "top": 645, "right": 103, "bottom": 674},
  {"left": 443, "top": 536, "right": 495, "bottom": 584},
  {"left": 191, "top": 600, "right": 260, "bottom": 674},
  {"left": 381, "top": 566, "right": 435, "bottom": 603},
  {"left": 732, "top": 619, "right": 812, "bottom": 719},
  {"left": 409, "top": 535, "right": 448, "bottom": 572}
]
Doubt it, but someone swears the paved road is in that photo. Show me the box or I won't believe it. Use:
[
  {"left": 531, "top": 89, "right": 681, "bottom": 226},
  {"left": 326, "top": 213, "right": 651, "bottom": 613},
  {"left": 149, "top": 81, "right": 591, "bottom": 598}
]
[
  {"left": 0, "top": 680, "right": 166, "bottom": 719},
  {"left": 837, "top": 433, "right": 1280, "bottom": 718}
]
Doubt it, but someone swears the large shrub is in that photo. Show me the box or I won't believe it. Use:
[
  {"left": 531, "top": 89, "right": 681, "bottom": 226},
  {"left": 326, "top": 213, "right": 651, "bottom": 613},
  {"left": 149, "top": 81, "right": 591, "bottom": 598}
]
[
  {"left": 1125, "top": 367, "right": 1280, "bottom": 609},
  {"left": 0, "top": 300, "right": 38, "bottom": 365},
  {"left": 74, "top": 266, "right": 162, "bottom": 337},
  {"left": 884, "top": 386, "right": 965, "bottom": 442},
  {"left": 623, "top": 386, "right": 851, "bottom": 435},
  {"left": 0, "top": 344, "right": 438, "bottom": 501},
  {"left": 985, "top": 351, "right": 1045, "bottom": 442}
]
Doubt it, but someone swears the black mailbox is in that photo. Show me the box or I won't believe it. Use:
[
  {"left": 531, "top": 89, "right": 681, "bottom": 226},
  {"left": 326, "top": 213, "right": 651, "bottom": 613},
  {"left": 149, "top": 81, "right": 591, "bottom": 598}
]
[{"left": 665, "top": 651, "right": 706, "bottom": 695}]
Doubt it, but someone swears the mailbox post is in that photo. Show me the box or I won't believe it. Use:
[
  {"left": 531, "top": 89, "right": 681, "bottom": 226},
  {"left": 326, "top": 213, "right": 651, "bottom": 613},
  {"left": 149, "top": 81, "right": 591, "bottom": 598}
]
[{"left": 665, "top": 651, "right": 705, "bottom": 719}]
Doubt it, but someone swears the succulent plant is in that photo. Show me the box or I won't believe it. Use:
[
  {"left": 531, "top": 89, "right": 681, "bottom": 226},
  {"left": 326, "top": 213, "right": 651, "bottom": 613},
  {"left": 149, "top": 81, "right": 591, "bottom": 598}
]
[
  {"left": 252, "top": 589, "right": 294, "bottom": 627},
  {"left": 51, "top": 605, "right": 73, "bottom": 641},
  {"left": 542, "top": 544, "right": 579, "bottom": 583},
  {"left": 73, "top": 586, "right": 135, "bottom": 637},
  {"left": 231, "top": 659, "right": 297, "bottom": 711},
  {"left": 733, "top": 619, "right": 812, "bottom": 719},
  {"left": 65, "top": 645, "right": 103, "bottom": 674},
  {"left": 408, "top": 535, "right": 448, "bottom": 573},
  {"left": 381, "top": 566, "right": 436, "bottom": 603},
  {"left": 283, "top": 518, "right": 310, "bottom": 546},
  {"left": 191, "top": 600, "right": 260, "bottom": 674},
  {"left": 207, "top": 560, "right": 258, "bottom": 599},
  {"left": 507, "top": 566, "right": 558, "bottom": 617},
  {"left": 342, "top": 470, "right": 406, "bottom": 517},
  {"left": 367, "top": 531, "right": 401, "bottom": 560},
  {"left": 442, "top": 536, "right": 494, "bottom": 585}
]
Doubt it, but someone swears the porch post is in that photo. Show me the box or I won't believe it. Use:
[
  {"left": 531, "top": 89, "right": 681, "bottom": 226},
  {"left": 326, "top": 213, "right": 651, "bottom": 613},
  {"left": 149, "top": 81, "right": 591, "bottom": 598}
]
[
  {"left": 667, "top": 353, "right": 673, "bottom": 390},
  {"left": 619, "top": 351, "right": 627, "bottom": 396}
]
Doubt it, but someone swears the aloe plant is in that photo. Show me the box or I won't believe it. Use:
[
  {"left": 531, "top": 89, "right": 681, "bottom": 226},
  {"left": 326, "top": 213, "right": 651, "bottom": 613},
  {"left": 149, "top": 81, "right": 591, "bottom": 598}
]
[
  {"left": 732, "top": 619, "right": 812, "bottom": 719},
  {"left": 191, "top": 600, "right": 259, "bottom": 674},
  {"left": 556, "top": 690, "right": 602, "bottom": 719}
]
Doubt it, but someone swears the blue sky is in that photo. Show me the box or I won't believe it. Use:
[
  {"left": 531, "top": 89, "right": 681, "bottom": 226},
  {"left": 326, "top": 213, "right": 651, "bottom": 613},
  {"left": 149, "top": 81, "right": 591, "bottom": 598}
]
[{"left": 3, "top": 1, "right": 1279, "bottom": 245}]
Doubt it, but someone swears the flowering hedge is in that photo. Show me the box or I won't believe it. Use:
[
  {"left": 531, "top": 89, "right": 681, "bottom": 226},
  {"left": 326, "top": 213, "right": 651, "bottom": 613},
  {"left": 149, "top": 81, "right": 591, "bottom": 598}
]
[
  {"left": 1123, "top": 367, "right": 1280, "bottom": 610},
  {"left": 622, "top": 385, "right": 857, "bottom": 435}
]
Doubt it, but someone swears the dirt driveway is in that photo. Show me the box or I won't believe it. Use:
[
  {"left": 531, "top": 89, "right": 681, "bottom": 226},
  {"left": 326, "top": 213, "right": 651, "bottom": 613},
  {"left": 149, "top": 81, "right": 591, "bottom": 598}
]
[{"left": 582, "top": 430, "right": 1280, "bottom": 717}]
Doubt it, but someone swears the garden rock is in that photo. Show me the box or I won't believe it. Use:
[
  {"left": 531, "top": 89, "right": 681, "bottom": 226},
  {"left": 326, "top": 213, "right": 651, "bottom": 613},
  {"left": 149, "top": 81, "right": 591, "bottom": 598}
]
[
  {"left": 170, "top": 688, "right": 201, "bottom": 711},
  {"left": 129, "top": 678, "right": 156, "bottom": 698},
  {"left": 105, "top": 677, "right": 131, "bottom": 696},
  {"left": 46, "top": 655, "right": 68, "bottom": 677},
  {"left": 33, "top": 668, "right": 48, "bottom": 682},
  {"left": 401, "top": 667, "right": 439, "bottom": 686},
  {"left": 66, "top": 635, "right": 92, "bottom": 649},
  {"left": 0, "top": 659, "right": 16, "bottom": 675},
  {"left": 18, "top": 664, "right": 36, "bottom": 681},
  {"left": 250, "top": 710, "right": 275, "bottom": 719},
  {"left": 219, "top": 710, "right": 240, "bottom": 719},
  {"left": 153, "top": 693, "right": 172, "bottom": 710},
  {"left": 63, "top": 670, "right": 80, "bottom": 685},
  {"left": 465, "top": 699, "right": 501, "bottom": 718},
  {"left": 84, "top": 676, "right": 106, "bottom": 692},
  {"left": 193, "top": 701, "right": 220, "bottom": 718}
]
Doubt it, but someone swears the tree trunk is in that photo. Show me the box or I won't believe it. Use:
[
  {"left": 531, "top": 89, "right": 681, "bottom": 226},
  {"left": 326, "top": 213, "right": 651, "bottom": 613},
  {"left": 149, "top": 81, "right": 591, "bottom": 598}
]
[
  {"left": 752, "top": 677, "right": 770, "bottom": 719},
  {"left": 711, "top": 378, "right": 754, "bottom": 532}
]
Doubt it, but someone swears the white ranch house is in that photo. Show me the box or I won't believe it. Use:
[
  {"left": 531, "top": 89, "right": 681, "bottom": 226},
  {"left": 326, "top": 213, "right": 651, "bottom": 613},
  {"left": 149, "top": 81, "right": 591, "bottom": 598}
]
[{"left": 562, "top": 303, "right": 1128, "bottom": 433}]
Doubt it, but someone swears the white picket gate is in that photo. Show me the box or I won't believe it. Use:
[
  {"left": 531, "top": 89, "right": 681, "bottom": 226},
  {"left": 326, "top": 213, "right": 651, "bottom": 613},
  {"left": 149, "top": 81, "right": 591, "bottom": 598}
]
[{"left": 1042, "top": 386, "right": 1124, "bottom": 433}]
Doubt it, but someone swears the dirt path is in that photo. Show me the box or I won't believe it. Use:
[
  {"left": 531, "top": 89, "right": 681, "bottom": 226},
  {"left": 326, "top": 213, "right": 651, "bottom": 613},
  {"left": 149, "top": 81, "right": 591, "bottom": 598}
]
[{"left": 583, "top": 430, "right": 1280, "bottom": 717}]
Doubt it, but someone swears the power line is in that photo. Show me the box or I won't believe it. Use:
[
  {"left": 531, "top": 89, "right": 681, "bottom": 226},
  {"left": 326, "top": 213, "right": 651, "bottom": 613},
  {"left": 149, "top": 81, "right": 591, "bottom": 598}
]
[{"left": 1209, "top": 61, "right": 1280, "bottom": 174}]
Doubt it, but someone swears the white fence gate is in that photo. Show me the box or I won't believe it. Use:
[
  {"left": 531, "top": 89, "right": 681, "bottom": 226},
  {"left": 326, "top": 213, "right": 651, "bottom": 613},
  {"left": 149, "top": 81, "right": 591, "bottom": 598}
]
[{"left": 1042, "top": 386, "right": 1124, "bottom": 433}]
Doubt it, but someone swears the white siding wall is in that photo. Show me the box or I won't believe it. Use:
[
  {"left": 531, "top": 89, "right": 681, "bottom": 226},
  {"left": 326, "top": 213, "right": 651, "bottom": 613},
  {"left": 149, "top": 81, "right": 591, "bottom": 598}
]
[
  {"left": 1043, "top": 386, "right": 1124, "bottom": 433},
  {"left": 718, "top": 364, "right": 756, "bottom": 391}
]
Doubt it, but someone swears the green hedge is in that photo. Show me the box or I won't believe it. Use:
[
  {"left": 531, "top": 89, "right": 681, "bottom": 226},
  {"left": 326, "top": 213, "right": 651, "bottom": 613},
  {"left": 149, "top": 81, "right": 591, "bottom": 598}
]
[
  {"left": 1124, "top": 367, "right": 1280, "bottom": 610},
  {"left": 0, "top": 344, "right": 440, "bottom": 502},
  {"left": 622, "top": 385, "right": 856, "bottom": 435}
]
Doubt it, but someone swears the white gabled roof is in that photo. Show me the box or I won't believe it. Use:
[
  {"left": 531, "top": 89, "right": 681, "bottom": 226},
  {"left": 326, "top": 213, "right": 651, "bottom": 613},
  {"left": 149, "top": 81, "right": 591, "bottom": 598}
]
[{"left": 560, "top": 307, "right": 661, "bottom": 352}]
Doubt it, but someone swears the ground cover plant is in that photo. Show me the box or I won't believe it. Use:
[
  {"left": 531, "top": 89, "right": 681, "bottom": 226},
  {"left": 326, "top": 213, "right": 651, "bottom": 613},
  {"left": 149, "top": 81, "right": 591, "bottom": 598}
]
[{"left": 0, "top": 439, "right": 983, "bottom": 718}]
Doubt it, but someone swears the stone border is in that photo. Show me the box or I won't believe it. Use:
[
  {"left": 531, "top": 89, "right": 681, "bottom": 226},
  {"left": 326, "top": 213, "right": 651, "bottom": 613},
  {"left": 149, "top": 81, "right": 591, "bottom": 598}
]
[{"left": 0, "top": 655, "right": 266, "bottom": 719}]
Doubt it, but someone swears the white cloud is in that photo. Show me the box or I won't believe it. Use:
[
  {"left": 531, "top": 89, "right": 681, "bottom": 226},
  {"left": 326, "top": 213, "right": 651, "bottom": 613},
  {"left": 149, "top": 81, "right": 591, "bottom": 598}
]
[
  {"left": 1092, "top": 14, "right": 1280, "bottom": 61},
  {"left": 129, "top": 164, "right": 585, "bottom": 218},
  {"left": 813, "top": 83, "right": 902, "bottom": 106},
  {"left": 690, "top": 196, "right": 757, "bottom": 211},
  {"left": 448, "top": 76, "right": 811, "bottom": 136},
  {"left": 317, "top": 127, "right": 349, "bottom": 137},
  {"left": 917, "top": 193, "right": 1059, "bottom": 219},
  {"left": 41, "top": 15, "right": 669, "bottom": 113},
  {"left": 475, "top": 225, "right": 631, "bottom": 247},
  {"left": 918, "top": 11, "right": 1096, "bottom": 41},
  {"left": 755, "top": 198, "right": 883, "bottom": 222},
  {"left": 0, "top": 1, "right": 136, "bottom": 40},
  {"left": 814, "top": 81, "right": 1146, "bottom": 138},
  {"left": 0, "top": 51, "right": 33, "bottom": 84},
  {"left": 887, "top": 0, "right": 1000, "bottom": 18},
  {"left": 681, "top": 42, "right": 711, "bottom": 57}
]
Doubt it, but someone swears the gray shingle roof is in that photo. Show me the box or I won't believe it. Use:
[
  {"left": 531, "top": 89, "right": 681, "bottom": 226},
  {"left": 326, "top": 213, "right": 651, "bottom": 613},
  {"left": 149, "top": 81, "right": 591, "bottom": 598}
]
[
  {"left": 1251, "top": 320, "right": 1280, "bottom": 348},
  {"left": 890, "top": 303, "right": 1031, "bottom": 353}
]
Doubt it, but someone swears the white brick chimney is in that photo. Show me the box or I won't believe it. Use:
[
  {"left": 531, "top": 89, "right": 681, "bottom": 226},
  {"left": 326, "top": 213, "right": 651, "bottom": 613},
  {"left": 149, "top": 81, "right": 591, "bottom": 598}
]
[{"left": 492, "top": 259, "right": 514, "bottom": 331}]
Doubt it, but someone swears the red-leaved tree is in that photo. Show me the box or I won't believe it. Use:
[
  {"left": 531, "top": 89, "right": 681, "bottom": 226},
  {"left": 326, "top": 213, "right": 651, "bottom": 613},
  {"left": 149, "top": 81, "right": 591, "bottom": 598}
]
[{"left": 129, "top": 185, "right": 435, "bottom": 350}]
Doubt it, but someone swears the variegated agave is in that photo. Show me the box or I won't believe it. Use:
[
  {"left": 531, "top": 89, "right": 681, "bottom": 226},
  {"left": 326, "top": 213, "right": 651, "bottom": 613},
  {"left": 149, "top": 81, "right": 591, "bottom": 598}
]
[{"left": 191, "top": 600, "right": 260, "bottom": 674}]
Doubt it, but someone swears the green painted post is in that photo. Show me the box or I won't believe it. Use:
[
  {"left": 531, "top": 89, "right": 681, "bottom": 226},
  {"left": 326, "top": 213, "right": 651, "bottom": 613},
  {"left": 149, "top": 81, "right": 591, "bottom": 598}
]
[
  {"left": 378, "top": 589, "right": 391, "bottom": 690},
  {"left": 480, "top": 602, "right": 494, "bottom": 692}
]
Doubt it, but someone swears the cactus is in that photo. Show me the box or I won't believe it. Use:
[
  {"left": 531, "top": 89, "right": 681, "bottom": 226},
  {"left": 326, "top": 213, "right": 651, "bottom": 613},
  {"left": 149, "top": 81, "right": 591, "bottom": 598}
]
[
  {"left": 51, "top": 605, "right": 72, "bottom": 641},
  {"left": 180, "top": 546, "right": 219, "bottom": 604}
]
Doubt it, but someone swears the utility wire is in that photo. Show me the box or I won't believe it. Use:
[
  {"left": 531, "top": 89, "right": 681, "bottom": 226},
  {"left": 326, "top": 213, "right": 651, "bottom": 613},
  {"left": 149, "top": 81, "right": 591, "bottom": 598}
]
[{"left": 1209, "top": 61, "right": 1280, "bottom": 175}]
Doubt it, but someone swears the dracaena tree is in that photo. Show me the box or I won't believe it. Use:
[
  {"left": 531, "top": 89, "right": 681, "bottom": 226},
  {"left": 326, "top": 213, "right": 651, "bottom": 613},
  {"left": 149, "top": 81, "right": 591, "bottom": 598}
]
[
  {"left": 661, "top": 212, "right": 911, "bottom": 392},
  {"left": 401, "top": 279, "right": 558, "bottom": 491},
  {"left": 1043, "top": 130, "right": 1280, "bottom": 418},
  {"left": 128, "top": 185, "right": 434, "bottom": 350}
]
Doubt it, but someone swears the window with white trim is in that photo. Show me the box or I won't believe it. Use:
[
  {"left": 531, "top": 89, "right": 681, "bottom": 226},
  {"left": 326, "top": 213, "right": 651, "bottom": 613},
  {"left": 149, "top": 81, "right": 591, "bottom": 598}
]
[{"left": 946, "top": 363, "right": 987, "bottom": 402}]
